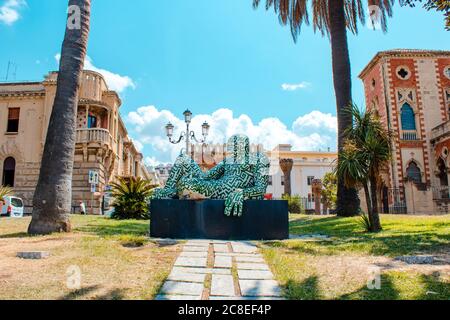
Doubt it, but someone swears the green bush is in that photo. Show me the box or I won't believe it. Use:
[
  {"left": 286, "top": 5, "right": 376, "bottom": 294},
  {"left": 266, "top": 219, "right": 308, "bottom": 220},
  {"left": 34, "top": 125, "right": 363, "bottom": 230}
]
[
  {"left": 282, "top": 194, "right": 304, "bottom": 214},
  {"left": 110, "top": 177, "right": 155, "bottom": 220}
]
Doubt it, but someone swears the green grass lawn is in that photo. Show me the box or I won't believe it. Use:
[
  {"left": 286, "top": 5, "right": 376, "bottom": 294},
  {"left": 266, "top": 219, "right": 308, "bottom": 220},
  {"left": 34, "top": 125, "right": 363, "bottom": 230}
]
[
  {"left": 0, "top": 215, "right": 181, "bottom": 300},
  {"left": 262, "top": 214, "right": 450, "bottom": 300}
]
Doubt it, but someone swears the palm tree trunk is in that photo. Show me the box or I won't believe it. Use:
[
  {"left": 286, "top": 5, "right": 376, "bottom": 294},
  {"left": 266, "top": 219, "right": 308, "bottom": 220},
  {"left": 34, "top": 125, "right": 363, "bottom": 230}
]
[
  {"left": 369, "top": 176, "right": 383, "bottom": 232},
  {"left": 328, "top": 0, "right": 360, "bottom": 217},
  {"left": 363, "top": 183, "right": 372, "bottom": 217},
  {"left": 28, "top": 0, "right": 91, "bottom": 235}
]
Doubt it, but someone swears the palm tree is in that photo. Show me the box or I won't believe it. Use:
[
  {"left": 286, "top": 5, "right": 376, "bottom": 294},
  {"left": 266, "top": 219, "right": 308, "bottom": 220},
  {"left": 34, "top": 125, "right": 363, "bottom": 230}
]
[
  {"left": 110, "top": 177, "right": 157, "bottom": 220},
  {"left": 28, "top": 0, "right": 91, "bottom": 235},
  {"left": 253, "top": 0, "right": 395, "bottom": 217},
  {"left": 337, "top": 105, "right": 392, "bottom": 232}
]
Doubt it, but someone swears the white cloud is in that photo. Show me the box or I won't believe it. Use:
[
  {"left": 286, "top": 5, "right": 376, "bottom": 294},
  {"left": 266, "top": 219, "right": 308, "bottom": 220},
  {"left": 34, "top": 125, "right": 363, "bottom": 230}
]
[
  {"left": 55, "top": 54, "right": 135, "bottom": 93},
  {"left": 126, "top": 106, "right": 337, "bottom": 165},
  {"left": 281, "top": 82, "right": 311, "bottom": 91},
  {"left": 293, "top": 110, "right": 337, "bottom": 133},
  {"left": 0, "top": 0, "right": 26, "bottom": 25}
]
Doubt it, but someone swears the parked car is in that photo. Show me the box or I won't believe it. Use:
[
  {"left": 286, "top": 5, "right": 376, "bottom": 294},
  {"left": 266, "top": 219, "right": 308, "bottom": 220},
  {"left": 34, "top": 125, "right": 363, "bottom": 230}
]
[{"left": 0, "top": 196, "right": 24, "bottom": 218}]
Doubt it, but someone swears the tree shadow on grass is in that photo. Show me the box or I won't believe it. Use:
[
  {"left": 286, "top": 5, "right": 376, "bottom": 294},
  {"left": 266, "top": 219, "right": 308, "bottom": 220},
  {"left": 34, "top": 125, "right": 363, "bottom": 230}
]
[
  {"left": 339, "top": 274, "right": 399, "bottom": 300},
  {"left": 417, "top": 272, "right": 450, "bottom": 300},
  {"left": 287, "top": 215, "right": 450, "bottom": 256},
  {"left": 61, "top": 285, "right": 101, "bottom": 300},
  {"left": 75, "top": 220, "right": 149, "bottom": 238},
  {"left": 284, "top": 276, "right": 321, "bottom": 300},
  {"left": 0, "top": 232, "right": 30, "bottom": 239},
  {"left": 61, "top": 286, "right": 126, "bottom": 300}
]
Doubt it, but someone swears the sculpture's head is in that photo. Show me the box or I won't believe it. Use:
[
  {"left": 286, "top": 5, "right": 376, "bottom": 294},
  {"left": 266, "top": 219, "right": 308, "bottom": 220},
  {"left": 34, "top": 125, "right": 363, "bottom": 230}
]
[{"left": 226, "top": 134, "right": 250, "bottom": 164}]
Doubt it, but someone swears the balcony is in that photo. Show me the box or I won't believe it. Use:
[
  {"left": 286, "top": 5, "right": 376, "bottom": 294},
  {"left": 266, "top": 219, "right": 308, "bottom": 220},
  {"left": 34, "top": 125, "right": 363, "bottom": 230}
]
[
  {"left": 401, "top": 130, "right": 419, "bottom": 141},
  {"left": 431, "top": 120, "right": 450, "bottom": 142},
  {"left": 76, "top": 128, "right": 113, "bottom": 148}
]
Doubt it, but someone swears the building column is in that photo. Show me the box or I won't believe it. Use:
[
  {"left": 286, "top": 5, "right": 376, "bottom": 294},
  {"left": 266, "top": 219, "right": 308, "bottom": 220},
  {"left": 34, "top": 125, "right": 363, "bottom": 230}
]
[
  {"left": 85, "top": 105, "right": 90, "bottom": 128},
  {"left": 279, "top": 159, "right": 293, "bottom": 196}
]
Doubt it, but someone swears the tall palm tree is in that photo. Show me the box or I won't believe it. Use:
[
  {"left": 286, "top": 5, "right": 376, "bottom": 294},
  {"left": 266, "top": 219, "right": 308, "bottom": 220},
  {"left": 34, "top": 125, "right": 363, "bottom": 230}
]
[
  {"left": 253, "top": 0, "right": 395, "bottom": 216},
  {"left": 28, "top": 0, "right": 91, "bottom": 235},
  {"left": 337, "top": 105, "right": 392, "bottom": 232}
]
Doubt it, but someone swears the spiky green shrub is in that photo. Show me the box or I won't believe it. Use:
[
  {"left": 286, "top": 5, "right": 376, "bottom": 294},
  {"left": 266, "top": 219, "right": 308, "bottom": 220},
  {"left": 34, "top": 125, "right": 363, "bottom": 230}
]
[
  {"left": 358, "top": 212, "right": 372, "bottom": 232},
  {"left": 110, "top": 177, "right": 156, "bottom": 220},
  {"left": 0, "top": 186, "right": 12, "bottom": 202}
]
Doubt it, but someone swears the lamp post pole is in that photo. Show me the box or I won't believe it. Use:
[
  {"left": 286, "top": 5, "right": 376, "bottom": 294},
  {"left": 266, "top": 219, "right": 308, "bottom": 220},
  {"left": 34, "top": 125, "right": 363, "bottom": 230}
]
[{"left": 165, "top": 109, "right": 210, "bottom": 157}]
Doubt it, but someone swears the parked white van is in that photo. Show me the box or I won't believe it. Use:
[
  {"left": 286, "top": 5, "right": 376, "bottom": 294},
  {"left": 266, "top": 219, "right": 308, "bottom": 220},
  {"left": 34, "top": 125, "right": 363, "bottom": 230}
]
[{"left": 0, "top": 196, "right": 24, "bottom": 218}]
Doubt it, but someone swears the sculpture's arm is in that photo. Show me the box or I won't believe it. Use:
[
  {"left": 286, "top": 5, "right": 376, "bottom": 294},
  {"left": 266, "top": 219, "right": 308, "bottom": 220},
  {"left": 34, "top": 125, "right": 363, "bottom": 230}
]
[
  {"left": 203, "top": 161, "right": 225, "bottom": 180},
  {"left": 243, "top": 153, "right": 270, "bottom": 200},
  {"left": 224, "top": 154, "right": 270, "bottom": 217}
]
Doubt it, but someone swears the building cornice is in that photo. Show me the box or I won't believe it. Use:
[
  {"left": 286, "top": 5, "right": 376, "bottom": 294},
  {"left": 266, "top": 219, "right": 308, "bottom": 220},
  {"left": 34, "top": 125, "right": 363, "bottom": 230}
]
[
  {"left": 359, "top": 49, "right": 450, "bottom": 79},
  {"left": 0, "top": 91, "right": 45, "bottom": 99}
]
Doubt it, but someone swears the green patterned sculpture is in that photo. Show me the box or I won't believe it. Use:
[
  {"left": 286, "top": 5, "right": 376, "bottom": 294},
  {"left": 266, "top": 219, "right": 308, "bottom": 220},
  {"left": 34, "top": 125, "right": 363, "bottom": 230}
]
[{"left": 151, "top": 135, "right": 270, "bottom": 217}]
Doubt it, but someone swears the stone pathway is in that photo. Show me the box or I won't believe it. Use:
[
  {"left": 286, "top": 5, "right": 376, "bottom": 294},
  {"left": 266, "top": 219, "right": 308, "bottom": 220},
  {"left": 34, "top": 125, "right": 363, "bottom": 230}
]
[{"left": 156, "top": 240, "right": 284, "bottom": 300}]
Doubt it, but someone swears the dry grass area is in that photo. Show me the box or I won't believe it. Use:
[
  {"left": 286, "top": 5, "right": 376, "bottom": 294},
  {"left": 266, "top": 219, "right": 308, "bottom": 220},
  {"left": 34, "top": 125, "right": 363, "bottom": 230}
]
[
  {"left": 0, "top": 216, "right": 181, "bottom": 300},
  {"left": 262, "top": 214, "right": 450, "bottom": 300}
]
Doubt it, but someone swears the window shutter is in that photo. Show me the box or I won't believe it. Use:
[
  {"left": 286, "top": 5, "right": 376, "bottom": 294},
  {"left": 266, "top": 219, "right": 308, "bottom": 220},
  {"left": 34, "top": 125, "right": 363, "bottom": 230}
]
[{"left": 8, "top": 108, "right": 20, "bottom": 120}]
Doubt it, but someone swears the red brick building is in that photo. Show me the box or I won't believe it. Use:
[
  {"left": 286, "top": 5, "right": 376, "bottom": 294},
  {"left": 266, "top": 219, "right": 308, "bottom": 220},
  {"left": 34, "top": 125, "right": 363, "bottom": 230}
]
[{"left": 360, "top": 49, "right": 450, "bottom": 214}]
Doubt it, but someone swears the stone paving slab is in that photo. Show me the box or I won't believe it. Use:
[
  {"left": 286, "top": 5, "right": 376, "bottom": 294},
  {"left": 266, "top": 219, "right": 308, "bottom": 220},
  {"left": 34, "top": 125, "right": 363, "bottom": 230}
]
[
  {"left": 214, "top": 244, "right": 229, "bottom": 253},
  {"left": 236, "top": 263, "right": 270, "bottom": 271},
  {"left": 183, "top": 246, "right": 209, "bottom": 252},
  {"left": 211, "top": 275, "right": 235, "bottom": 297},
  {"left": 216, "top": 253, "right": 262, "bottom": 258},
  {"left": 172, "top": 267, "right": 232, "bottom": 275},
  {"left": 239, "top": 280, "right": 282, "bottom": 297},
  {"left": 160, "top": 281, "right": 204, "bottom": 296},
  {"left": 238, "top": 270, "right": 274, "bottom": 280},
  {"left": 156, "top": 295, "right": 202, "bottom": 301},
  {"left": 231, "top": 243, "right": 258, "bottom": 254},
  {"left": 235, "top": 256, "right": 265, "bottom": 263},
  {"left": 175, "top": 257, "right": 207, "bottom": 267},
  {"left": 167, "top": 272, "right": 206, "bottom": 283},
  {"left": 180, "top": 251, "right": 208, "bottom": 258},
  {"left": 214, "top": 255, "right": 232, "bottom": 268}
]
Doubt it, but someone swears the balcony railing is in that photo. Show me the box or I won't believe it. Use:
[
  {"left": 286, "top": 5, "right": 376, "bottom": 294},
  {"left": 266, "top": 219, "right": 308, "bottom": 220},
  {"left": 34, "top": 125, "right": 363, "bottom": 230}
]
[
  {"left": 401, "top": 130, "right": 419, "bottom": 141},
  {"left": 76, "top": 128, "right": 113, "bottom": 147},
  {"left": 431, "top": 120, "right": 450, "bottom": 141},
  {"left": 432, "top": 186, "right": 450, "bottom": 201}
]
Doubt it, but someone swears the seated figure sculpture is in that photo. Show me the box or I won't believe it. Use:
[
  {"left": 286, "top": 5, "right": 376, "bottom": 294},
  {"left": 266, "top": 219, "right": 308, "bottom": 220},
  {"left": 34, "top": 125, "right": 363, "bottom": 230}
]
[{"left": 151, "top": 135, "right": 270, "bottom": 217}]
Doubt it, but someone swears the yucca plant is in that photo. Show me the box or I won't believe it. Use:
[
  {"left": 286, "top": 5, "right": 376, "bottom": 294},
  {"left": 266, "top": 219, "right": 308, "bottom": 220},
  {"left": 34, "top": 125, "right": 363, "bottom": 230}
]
[
  {"left": 336, "top": 104, "right": 392, "bottom": 232},
  {"left": 0, "top": 186, "right": 13, "bottom": 202},
  {"left": 110, "top": 177, "right": 156, "bottom": 220},
  {"left": 358, "top": 211, "right": 372, "bottom": 232}
]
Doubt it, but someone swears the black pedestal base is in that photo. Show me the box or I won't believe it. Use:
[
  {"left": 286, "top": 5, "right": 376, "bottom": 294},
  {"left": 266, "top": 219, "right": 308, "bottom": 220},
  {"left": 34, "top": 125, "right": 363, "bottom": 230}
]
[{"left": 150, "top": 199, "right": 288, "bottom": 240}]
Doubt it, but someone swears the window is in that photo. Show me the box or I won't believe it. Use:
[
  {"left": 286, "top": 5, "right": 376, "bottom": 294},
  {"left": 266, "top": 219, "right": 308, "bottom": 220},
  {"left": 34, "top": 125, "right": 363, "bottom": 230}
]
[
  {"left": 7, "top": 108, "right": 20, "bottom": 133},
  {"left": 2, "top": 157, "right": 16, "bottom": 187},
  {"left": 406, "top": 161, "right": 422, "bottom": 184},
  {"left": 307, "top": 176, "right": 315, "bottom": 186},
  {"left": 281, "top": 176, "right": 284, "bottom": 186},
  {"left": 396, "top": 66, "right": 411, "bottom": 80},
  {"left": 88, "top": 114, "right": 97, "bottom": 128},
  {"left": 401, "top": 103, "right": 416, "bottom": 131},
  {"left": 444, "top": 66, "right": 450, "bottom": 80},
  {"left": 268, "top": 176, "right": 273, "bottom": 186}
]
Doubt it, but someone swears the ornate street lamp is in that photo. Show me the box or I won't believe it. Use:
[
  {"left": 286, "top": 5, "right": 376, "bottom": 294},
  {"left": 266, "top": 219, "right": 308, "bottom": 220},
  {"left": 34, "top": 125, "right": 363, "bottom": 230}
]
[{"left": 165, "top": 109, "right": 210, "bottom": 156}]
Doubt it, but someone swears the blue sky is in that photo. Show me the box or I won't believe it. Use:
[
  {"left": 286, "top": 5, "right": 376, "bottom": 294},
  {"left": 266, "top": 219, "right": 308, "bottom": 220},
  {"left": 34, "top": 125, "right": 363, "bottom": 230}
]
[{"left": 1, "top": 0, "right": 449, "bottom": 165}]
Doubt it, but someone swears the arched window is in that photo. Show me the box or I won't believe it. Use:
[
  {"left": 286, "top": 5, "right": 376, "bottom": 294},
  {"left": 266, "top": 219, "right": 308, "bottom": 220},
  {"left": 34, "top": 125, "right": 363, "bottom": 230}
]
[
  {"left": 401, "top": 103, "right": 416, "bottom": 131},
  {"left": 2, "top": 157, "right": 16, "bottom": 187},
  {"left": 406, "top": 161, "right": 422, "bottom": 184}
]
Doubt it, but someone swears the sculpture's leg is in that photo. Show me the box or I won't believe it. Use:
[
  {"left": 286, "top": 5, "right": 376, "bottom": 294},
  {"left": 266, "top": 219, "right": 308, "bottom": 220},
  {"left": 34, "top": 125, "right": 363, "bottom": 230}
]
[{"left": 152, "top": 154, "right": 204, "bottom": 199}]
